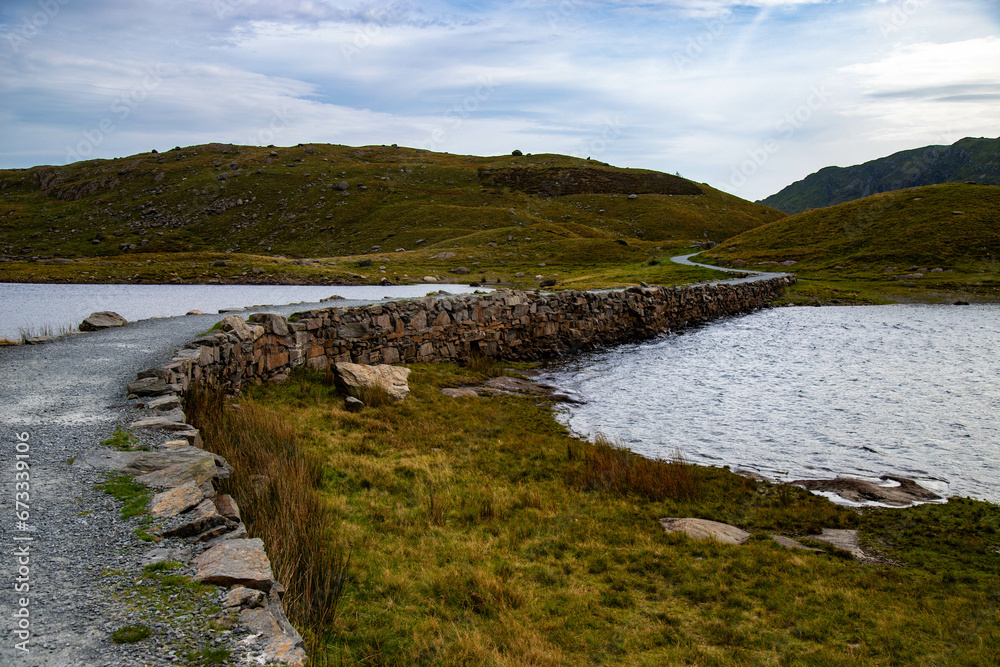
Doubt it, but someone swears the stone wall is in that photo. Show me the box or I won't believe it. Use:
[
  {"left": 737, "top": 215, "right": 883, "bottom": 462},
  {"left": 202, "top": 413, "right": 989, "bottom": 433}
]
[{"left": 160, "top": 277, "right": 793, "bottom": 392}]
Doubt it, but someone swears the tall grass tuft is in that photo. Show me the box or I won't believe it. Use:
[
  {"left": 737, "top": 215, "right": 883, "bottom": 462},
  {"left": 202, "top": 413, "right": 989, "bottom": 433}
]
[
  {"left": 570, "top": 433, "right": 700, "bottom": 501},
  {"left": 350, "top": 383, "right": 394, "bottom": 408},
  {"left": 185, "top": 384, "right": 349, "bottom": 645},
  {"left": 464, "top": 352, "right": 507, "bottom": 378}
]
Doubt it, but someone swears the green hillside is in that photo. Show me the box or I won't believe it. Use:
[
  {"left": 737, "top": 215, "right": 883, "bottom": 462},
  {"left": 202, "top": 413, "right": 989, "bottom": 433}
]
[
  {"left": 704, "top": 183, "right": 1000, "bottom": 304},
  {"left": 0, "top": 143, "right": 782, "bottom": 287},
  {"left": 762, "top": 137, "right": 1000, "bottom": 214}
]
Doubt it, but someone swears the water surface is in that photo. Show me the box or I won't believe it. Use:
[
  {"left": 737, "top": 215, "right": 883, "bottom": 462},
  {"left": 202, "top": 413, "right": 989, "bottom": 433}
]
[
  {"left": 542, "top": 304, "right": 1000, "bottom": 504},
  {"left": 0, "top": 282, "right": 480, "bottom": 339}
]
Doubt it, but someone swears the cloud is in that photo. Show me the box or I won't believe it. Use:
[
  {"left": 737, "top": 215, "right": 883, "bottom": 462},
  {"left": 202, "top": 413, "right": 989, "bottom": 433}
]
[
  {"left": 0, "top": 0, "right": 998, "bottom": 202},
  {"left": 838, "top": 37, "right": 1000, "bottom": 140}
]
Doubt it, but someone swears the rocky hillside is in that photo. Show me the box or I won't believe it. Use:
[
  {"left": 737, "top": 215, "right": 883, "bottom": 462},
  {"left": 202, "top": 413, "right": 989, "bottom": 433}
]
[
  {"left": 0, "top": 143, "right": 782, "bottom": 262},
  {"left": 762, "top": 137, "right": 1000, "bottom": 214}
]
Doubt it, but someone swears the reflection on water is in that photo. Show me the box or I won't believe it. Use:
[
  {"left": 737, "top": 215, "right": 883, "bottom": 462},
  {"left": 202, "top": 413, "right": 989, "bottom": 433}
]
[{"left": 542, "top": 304, "right": 1000, "bottom": 505}]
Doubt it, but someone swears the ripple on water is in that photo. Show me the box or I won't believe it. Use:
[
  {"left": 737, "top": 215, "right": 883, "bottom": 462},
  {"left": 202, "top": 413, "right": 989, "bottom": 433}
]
[{"left": 543, "top": 304, "right": 1000, "bottom": 505}]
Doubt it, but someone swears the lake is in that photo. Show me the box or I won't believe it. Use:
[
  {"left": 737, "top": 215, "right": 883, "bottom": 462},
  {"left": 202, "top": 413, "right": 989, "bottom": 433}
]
[
  {"left": 541, "top": 304, "right": 1000, "bottom": 505},
  {"left": 0, "top": 282, "right": 483, "bottom": 340}
]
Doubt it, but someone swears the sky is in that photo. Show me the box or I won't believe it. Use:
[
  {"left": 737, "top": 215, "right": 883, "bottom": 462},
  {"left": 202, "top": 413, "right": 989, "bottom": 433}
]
[{"left": 1, "top": 0, "right": 998, "bottom": 201}]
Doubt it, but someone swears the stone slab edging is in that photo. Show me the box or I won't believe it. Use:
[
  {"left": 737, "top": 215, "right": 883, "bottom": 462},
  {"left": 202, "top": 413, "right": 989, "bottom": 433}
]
[{"left": 74, "top": 375, "right": 307, "bottom": 664}]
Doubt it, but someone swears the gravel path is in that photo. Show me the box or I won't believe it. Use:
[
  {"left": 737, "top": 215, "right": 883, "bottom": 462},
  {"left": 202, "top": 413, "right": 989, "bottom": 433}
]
[
  {"left": 670, "top": 252, "right": 793, "bottom": 284},
  {"left": 0, "top": 305, "right": 320, "bottom": 666}
]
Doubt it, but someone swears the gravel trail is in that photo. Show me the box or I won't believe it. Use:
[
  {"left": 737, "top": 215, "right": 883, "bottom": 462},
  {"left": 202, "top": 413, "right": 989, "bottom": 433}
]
[
  {"left": 0, "top": 305, "right": 315, "bottom": 666},
  {"left": 0, "top": 313, "right": 214, "bottom": 665}
]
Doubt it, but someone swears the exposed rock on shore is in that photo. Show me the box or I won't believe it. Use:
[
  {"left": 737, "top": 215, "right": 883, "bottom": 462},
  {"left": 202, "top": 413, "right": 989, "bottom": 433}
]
[{"left": 791, "top": 476, "right": 942, "bottom": 506}]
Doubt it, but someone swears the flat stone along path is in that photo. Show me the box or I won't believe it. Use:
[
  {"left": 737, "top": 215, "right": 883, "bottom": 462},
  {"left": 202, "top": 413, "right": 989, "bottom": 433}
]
[{"left": 0, "top": 314, "right": 230, "bottom": 666}]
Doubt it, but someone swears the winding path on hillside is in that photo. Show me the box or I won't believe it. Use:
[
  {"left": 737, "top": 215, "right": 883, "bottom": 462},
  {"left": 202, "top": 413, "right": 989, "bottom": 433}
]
[{"left": 670, "top": 252, "right": 793, "bottom": 285}]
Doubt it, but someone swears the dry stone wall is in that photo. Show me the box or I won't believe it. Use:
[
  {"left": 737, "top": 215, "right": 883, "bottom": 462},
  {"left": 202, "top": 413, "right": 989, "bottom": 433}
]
[{"left": 164, "top": 278, "right": 793, "bottom": 392}]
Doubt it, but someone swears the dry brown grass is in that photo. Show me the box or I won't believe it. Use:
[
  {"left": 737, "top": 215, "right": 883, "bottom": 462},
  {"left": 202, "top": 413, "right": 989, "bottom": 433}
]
[
  {"left": 568, "top": 433, "right": 700, "bottom": 501},
  {"left": 463, "top": 353, "right": 508, "bottom": 378},
  {"left": 185, "top": 385, "right": 349, "bottom": 646}
]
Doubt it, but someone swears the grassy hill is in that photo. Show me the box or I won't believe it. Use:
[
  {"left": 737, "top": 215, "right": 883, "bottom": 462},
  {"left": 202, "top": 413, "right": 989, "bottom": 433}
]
[
  {"left": 703, "top": 183, "right": 1000, "bottom": 304},
  {"left": 0, "top": 143, "right": 782, "bottom": 288},
  {"left": 762, "top": 137, "right": 1000, "bottom": 214}
]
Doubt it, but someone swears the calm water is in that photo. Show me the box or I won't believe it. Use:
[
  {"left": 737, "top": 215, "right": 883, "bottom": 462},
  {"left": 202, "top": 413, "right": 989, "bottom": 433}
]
[
  {"left": 0, "top": 282, "right": 483, "bottom": 340},
  {"left": 542, "top": 304, "right": 1000, "bottom": 505}
]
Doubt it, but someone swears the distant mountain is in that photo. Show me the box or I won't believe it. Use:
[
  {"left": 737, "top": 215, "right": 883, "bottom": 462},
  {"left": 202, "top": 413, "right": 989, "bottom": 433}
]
[{"left": 762, "top": 137, "right": 1000, "bottom": 214}]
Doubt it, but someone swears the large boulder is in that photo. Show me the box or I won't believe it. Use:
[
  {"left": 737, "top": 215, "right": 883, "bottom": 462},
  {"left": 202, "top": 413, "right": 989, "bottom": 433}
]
[
  {"left": 79, "top": 311, "right": 127, "bottom": 331},
  {"left": 333, "top": 362, "right": 411, "bottom": 401}
]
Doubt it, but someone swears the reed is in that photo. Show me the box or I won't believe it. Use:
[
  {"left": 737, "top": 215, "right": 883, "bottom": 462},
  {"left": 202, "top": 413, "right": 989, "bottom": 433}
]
[
  {"left": 185, "top": 385, "right": 350, "bottom": 647},
  {"left": 570, "top": 433, "right": 700, "bottom": 501},
  {"left": 463, "top": 352, "right": 507, "bottom": 378}
]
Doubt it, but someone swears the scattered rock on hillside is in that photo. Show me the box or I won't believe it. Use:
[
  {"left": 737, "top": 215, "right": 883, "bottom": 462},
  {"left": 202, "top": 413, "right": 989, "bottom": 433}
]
[
  {"left": 770, "top": 535, "right": 822, "bottom": 552},
  {"left": 344, "top": 396, "right": 365, "bottom": 412},
  {"left": 451, "top": 266, "right": 471, "bottom": 274},
  {"left": 441, "top": 376, "right": 583, "bottom": 403},
  {"left": 791, "top": 475, "right": 941, "bottom": 506},
  {"left": 659, "top": 518, "right": 750, "bottom": 545},
  {"left": 79, "top": 311, "right": 127, "bottom": 331},
  {"left": 432, "top": 252, "right": 456, "bottom": 260},
  {"left": 811, "top": 528, "right": 868, "bottom": 560},
  {"left": 334, "top": 362, "right": 411, "bottom": 401}
]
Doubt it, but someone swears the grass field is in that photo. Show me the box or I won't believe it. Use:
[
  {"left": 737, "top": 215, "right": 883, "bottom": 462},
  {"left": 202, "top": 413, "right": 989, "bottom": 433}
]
[
  {"left": 0, "top": 143, "right": 779, "bottom": 288},
  {"left": 703, "top": 183, "right": 1000, "bottom": 305},
  {"left": 187, "top": 365, "right": 1000, "bottom": 666}
]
